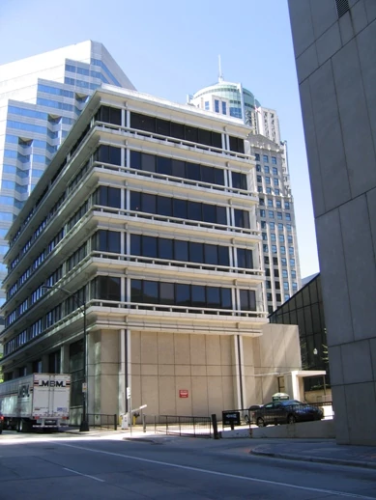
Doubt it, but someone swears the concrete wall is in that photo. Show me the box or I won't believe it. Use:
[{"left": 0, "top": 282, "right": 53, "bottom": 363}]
[
  {"left": 288, "top": 0, "right": 376, "bottom": 444},
  {"left": 130, "top": 332, "right": 237, "bottom": 417},
  {"left": 84, "top": 325, "right": 302, "bottom": 419},
  {"left": 243, "top": 324, "right": 301, "bottom": 405}
]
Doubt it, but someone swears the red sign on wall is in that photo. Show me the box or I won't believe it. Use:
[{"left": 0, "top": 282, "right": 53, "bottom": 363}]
[{"left": 179, "top": 389, "right": 189, "bottom": 398}]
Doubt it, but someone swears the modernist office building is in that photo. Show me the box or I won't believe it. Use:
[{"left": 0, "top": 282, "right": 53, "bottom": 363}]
[
  {"left": 190, "top": 81, "right": 301, "bottom": 312},
  {"left": 289, "top": 0, "right": 376, "bottom": 444},
  {"left": 0, "top": 41, "right": 135, "bottom": 312},
  {"left": 0, "top": 85, "right": 303, "bottom": 419}
]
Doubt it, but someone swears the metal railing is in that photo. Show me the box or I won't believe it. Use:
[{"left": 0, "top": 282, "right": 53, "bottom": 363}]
[
  {"left": 143, "top": 414, "right": 212, "bottom": 438},
  {"left": 87, "top": 413, "right": 117, "bottom": 430}
]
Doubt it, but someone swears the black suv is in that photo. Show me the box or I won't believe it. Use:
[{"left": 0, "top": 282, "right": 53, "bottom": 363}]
[{"left": 252, "top": 400, "right": 323, "bottom": 427}]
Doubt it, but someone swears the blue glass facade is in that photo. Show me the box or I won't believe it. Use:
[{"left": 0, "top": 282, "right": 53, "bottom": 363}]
[{"left": 0, "top": 42, "right": 135, "bottom": 314}]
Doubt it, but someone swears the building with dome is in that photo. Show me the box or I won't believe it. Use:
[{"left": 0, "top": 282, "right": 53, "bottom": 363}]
[{"left": 190, "top": 79, "right": 301, "bottom": 313}]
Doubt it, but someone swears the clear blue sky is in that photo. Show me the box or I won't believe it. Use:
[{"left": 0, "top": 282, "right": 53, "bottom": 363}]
[{"left": 0, "top": 0, "right": 319, "bottom": 278}]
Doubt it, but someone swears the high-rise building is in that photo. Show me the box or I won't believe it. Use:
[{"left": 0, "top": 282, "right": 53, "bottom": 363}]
[
  {"left": 190, "top": 81, "right": 301, "bottom": 312},
  {"left": 0, "top": 41, "right": 135, "bottom": 313},
  {"left": 288, "top": 0, "right": 376, "bottom": 445},
  {"left": 0, "top": 85, "right": 306, "bottom": 421}
]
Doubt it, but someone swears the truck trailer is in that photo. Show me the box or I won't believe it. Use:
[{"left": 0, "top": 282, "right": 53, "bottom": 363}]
[{"left": 0, "top": 373, "right": 71, "bottom": 432}]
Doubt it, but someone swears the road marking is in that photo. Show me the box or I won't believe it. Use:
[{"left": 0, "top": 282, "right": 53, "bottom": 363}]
[
  {"left": 57, "top": 442, "right": 375, "bottom": 499},
  {"left": 63, "top": 467, "right": 105, "bottom": 482}
]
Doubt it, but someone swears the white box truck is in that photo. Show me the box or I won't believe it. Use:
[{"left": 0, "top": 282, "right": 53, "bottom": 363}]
[{"left": 0, "top": 373, "right": 71, "bottom": 432}]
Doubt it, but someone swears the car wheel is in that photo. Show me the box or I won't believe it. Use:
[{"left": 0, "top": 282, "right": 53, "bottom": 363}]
[
  {"left": 257, "top": 417, "right": 266, "bottom": 427},
  {"left": 287, "top": 414, "right": 296, "bottom": 424}
]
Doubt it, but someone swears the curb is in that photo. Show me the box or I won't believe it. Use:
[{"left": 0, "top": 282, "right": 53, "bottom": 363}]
[{"left": 251, "top": 449, "right": 376, "bottom": 470}]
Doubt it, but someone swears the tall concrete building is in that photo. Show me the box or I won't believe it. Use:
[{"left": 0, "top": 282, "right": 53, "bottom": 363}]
[
  {"left": 0, "top": 85, "right": 304, "bottom": 422},
  {"left": 0, "top": 41, "right": 135, "bottom": 313},
  {"left": 190, "top": 81, "right": 301, "bottom": 312},
  {"left": 288, "top": 0, "right": 376, "bottom": 445}
]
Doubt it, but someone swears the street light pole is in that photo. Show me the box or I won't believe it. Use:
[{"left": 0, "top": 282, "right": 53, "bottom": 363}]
[{"left": 80, "top": 298, "right": 89, "bottom": 432}]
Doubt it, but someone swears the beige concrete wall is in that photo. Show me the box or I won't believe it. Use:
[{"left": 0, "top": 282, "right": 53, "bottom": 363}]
[
  {"left": 243, "top": 324, "right": 301, "bottom": 406},
  {"left": 131, "top": 331, "right": 237, "bottom": 417}
]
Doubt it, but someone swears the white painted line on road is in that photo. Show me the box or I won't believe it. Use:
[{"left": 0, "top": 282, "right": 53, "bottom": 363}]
[
  {"left": 63, "top": 467, "right": 105, "bottom": 482},
  {"left": 56, "top": 442, "right": 375, "bottom": 499}
]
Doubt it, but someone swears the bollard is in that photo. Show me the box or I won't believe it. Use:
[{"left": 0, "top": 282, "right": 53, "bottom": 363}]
[
  {"left": 211, "top": 413, "right": 219, "bottom": 439},
  {"left": 142, "top": 413, "right": 146, "bottom": 433}
]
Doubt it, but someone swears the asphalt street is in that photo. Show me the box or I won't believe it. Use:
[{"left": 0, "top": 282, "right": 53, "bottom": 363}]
[{"left": 1, "top": 432, "right": 376, "bottom": 499}]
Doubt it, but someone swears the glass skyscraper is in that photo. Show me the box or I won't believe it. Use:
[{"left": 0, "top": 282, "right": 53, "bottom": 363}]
[{"left": 0, "top": 41, "right": 135, "bottom": 313}]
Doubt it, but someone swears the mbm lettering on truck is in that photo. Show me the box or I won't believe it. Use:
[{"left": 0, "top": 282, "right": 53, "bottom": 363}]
[{"left": 37, "top": 380, "right": 67, "bottom": 388}]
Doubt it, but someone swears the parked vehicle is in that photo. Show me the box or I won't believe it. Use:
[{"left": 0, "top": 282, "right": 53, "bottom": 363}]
[
  {"left": 251, "top": 399, "right": 323, "bottom": 427},
  {"left": 0, "top": 373, "right": 71, "bottom": 432}
]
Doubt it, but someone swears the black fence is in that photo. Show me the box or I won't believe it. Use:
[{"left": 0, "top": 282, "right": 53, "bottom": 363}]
[
  {"left": 88, "top": 413, "right": 117, "bottom": 430},
  {"left": 143, "top": 414, "right": 212, "bottom": 438}
]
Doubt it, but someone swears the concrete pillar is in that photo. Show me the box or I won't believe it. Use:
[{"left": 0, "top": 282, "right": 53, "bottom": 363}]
[{"left": 60, "top": 344, "right": 69, "bottom": 374}]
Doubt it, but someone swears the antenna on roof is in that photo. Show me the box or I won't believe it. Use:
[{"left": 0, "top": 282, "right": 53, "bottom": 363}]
[{"left": 218, "top": 55, "right": 223, "bottom": 82}]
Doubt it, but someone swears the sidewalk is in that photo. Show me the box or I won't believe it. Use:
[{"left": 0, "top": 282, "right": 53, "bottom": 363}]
[{"left": 251, "top": 440, "right": 376, "bottom": 470}]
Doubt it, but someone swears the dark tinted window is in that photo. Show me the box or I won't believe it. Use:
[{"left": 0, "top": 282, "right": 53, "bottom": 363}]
[
  {"left": 156, "top": 118, "right": 170, "bottom": 136},
  {"left": 232, "top": 172, "right": 247, "bottom": 190},
  {"left": 159, "top": 238, "right": 173, "bottom": 260},
  {"left": 171, "top": 159, "right": 185, "bottom": 177},
  {"left": 173, "top": 199, "right": 187, "bottom": 219},
  {"left": 160, "top": 282, "right": 174, "bottom": 304},
  {"left": 229, "top": 136, "right": 245, "bottom": 154},
  {"left": 190, "top": 242, "right": 204, "bottom": 263},
  {"left": 142, "top": 153, "right": 156, "bottom": 172},
  {"left": 131, "top": 112, "right": 155, "bottom": 133},
  {"left": 176, "top": 284, "right": 190, "bottom": 306},
  {"left": 218, "top": 246, "right": 229, "bottom": 266},
  {"left": 131, "top": 191, "right": 141, "bottom": 211},
  {"left": 143, "top": 236, "right": 157, "bottom": 258},
  {"left": 185, "top": 125, "right": 198, "bottom": 143},
  {"left": 186, "top": 162, "right": 200, "bottom": 181},
  {"left": 201, "top": 165, "right": 215, "bottom": 184},
  {"left": 187, "top": 201, "right": 202, "bottom": 221},
  {"left": 156, "top": 156, "right": 172, "bottom": 175},
  {"left": 131, "top": 234, "right": 141, "bottom": 255},
  {"left": 234, "top": 209, "right": 250, "bottom": 228},
  {"left": 96, "top": 186, "right": 121, "bottom": 208},
  {"left": 157, "top": 196, "right": 172, "bottom": 216},
  {"left": 216, "top": 206, "right": 227, "bottom": 225},
  {"left": 221, "top": 288, "right": 232, "bottom": 309},
  {"left": 95, "top": 106, "right": 121, "bottom": 125},
  {"left": 192, "top": 285, "right": 206, "bottom": 308},
  {"left": 143, "top": 280, "right": 158, "bottom": 303},
  {"left": 96, "top": 230, "right": 120, "bottom": 253},
  {"left": 203, "top": 204, "right": 216, "bottom": 223},
  {"left": 207, "top": 287, "right": 220, "bottom": 308},
  {"left": 170, "top": 121, "right": 185, "bottom": 139},
  {"left": 130, "top": 151, "right": 141, "bottom": 169},
  {"left": 204, "top": 244, "right": 218, "bottom": 265},
  {"left": 198, "top": 128, "right": 211, "bottom": 146},
  {"left": 94, "top": 145, "right": 121, "bottom": 165},
  {"left": 131, "top": 279, "right": 142, "bottom": 302},
  {"left": 142, "top": 194, "right": 156, "bottom": 213},
  {"left": 175, "top": 240, "right": 188, "bottom": 261}
]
